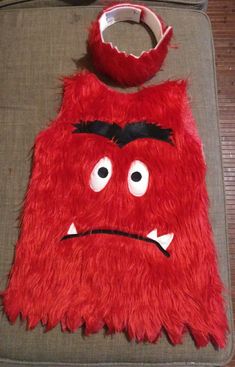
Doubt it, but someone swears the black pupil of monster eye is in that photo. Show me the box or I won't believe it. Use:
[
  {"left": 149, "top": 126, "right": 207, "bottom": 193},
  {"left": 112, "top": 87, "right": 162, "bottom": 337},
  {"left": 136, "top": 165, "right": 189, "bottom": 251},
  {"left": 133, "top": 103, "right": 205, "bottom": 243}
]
[
  {"left": 98, "top": 167, "right": 109, "bottom": 178},
  {"left": 131, "top": 171, "right": 142, "bottom": 182}
]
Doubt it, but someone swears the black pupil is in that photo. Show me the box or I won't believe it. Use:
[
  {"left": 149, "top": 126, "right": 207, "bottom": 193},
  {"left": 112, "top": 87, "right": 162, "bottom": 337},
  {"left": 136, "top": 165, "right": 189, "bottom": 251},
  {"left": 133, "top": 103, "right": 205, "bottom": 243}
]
[
  {"left": 98, "top": 167, "right": 109, "bottom": 178},
  {"left": 131, "top": 171, "right": 142, "bottom": 182}
]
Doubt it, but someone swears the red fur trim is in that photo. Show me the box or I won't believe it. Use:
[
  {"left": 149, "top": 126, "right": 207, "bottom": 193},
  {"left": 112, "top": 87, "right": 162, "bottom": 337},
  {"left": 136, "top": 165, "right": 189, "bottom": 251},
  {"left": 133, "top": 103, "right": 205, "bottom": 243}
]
[
  {"left": 2, "top": 71, "right": 228, "bottom": 347},
  {"left": 88, "top": 3, "right": 173, "bottom": 86}
]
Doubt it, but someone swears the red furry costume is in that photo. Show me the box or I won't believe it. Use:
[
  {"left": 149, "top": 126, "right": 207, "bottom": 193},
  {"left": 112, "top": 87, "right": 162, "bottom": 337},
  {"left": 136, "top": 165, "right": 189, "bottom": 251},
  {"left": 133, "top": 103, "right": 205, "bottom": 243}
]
[{"left": 2, "top": 71, "right": 228, "bottom": 347}]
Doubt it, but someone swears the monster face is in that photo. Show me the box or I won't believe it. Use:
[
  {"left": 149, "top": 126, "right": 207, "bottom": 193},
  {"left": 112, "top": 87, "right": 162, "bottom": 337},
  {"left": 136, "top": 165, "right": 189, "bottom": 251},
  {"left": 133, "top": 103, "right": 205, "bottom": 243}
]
[{"left": 60, "top": 120, "right": 174, "bottom": 258}]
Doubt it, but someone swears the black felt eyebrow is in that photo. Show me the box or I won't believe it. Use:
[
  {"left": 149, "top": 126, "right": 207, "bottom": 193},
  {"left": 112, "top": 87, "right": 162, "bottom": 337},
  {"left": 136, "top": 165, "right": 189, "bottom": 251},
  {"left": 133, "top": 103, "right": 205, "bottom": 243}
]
[{"left": 72, "top": 120, "right": 173, "bottom": 147}]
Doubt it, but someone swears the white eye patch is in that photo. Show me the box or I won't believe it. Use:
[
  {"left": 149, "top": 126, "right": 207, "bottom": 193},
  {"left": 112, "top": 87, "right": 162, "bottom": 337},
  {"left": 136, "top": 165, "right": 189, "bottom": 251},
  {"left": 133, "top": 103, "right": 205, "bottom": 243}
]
[
  {"left": 89, "top": 157, "right": 112, "bottom": 192},
  {"left": 128, "top": 160, "right": 149, "bottom": 197}
]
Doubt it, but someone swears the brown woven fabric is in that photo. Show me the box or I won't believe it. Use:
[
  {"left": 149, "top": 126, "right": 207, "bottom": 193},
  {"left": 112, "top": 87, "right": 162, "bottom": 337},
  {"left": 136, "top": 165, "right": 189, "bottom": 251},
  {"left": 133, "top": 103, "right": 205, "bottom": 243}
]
[{"left": 0, "top": 0, "right": 208, "bottom": 11}]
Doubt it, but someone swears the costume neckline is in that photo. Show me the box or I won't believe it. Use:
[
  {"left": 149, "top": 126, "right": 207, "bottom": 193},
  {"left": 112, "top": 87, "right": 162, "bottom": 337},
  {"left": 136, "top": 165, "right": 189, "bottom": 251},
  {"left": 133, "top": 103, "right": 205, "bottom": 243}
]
[{"left": 87, "top": 71, "right": 167, "bottom": 98}]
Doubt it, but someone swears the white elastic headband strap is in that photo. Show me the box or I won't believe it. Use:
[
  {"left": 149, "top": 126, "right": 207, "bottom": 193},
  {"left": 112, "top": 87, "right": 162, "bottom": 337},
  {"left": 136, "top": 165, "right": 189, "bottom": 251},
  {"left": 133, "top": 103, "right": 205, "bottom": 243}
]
[{"left": 99, "top": 4, "right": 164, "bottom": 44}]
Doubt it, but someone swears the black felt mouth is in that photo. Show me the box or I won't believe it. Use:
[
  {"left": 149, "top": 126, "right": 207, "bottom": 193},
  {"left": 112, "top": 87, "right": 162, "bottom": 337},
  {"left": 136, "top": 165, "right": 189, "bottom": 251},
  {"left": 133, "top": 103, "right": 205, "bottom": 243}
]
[{"left": 61, "top": 229, "right": 170, "bottom": 258}]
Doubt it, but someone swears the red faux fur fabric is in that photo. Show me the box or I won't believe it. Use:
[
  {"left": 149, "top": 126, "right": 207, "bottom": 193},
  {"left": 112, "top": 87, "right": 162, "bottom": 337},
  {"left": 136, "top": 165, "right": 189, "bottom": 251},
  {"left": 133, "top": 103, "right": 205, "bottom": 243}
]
[
  {"left": 88, "top": 4, "right": 173, "bottom": 86},
  {"left": 2, "top": 71, "right": 228, "bottom": 347}
]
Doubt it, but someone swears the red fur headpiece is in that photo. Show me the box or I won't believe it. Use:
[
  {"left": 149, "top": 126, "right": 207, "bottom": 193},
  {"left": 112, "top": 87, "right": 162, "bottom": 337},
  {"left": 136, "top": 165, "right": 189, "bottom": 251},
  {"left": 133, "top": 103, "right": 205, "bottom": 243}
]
[
  {"left": 2, "top": 71, "right": 228, "bottom": 348},
  {"left": 88, "top": 3, "right": 173, "bottom": 86}
]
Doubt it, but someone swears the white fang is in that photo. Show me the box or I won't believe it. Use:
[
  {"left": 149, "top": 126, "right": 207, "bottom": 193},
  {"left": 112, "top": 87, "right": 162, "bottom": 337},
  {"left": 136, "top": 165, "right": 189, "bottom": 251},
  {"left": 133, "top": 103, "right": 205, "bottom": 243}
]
[
  {"left": 147, "top": 230, "right": 174, "bottom": 250},
  {"left": 67, "top": 223, "right": 77, "bottom": 235}
]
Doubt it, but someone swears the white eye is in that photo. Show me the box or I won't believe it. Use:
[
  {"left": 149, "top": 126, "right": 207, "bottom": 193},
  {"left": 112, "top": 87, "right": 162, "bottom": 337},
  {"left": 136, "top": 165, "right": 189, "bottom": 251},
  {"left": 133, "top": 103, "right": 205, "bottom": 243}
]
[
  {"left": 89, "top": 157, "right": 112, "bottom": 192},
  {"left": 128, "top": 160, "right": 149, "bottom": 197}
]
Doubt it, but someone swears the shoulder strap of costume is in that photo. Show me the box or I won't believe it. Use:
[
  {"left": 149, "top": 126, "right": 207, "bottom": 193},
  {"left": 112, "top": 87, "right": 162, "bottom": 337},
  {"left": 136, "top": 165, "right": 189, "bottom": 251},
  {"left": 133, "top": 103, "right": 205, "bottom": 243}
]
[{"left": 56, "top": 71, "right": 99, "bottom": 122}]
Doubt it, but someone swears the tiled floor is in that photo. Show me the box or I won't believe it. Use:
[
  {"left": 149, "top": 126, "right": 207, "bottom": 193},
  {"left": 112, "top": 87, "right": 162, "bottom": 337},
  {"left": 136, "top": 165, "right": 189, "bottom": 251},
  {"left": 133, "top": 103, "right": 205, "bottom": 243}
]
[{"left": 207, "top": 0, "right": 235, "bottom": 365}]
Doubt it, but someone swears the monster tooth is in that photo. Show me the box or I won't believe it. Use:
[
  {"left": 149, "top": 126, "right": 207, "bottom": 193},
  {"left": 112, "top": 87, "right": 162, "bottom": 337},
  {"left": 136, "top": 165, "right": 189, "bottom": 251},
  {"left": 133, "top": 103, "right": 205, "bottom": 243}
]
[
  {"left": 147, "top": 230, "right": 174, "bottom": 250},
  {"left": 157, "top": 233, "right": 174, "bottom": 250},
  {"left": 147, "top": 229, "right": 158, "bottom": 242},
  {"left": 67, "top": 223, "right": 77, "bottom": 235}
]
